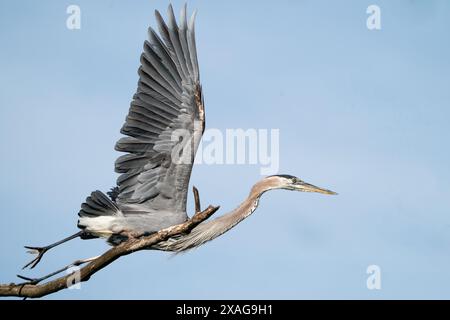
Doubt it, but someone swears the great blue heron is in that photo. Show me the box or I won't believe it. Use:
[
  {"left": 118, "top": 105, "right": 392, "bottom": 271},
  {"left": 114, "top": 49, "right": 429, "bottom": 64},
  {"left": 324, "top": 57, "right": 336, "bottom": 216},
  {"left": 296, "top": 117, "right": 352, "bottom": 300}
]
[{"left": 22, "top": 4, "right": 336, "bottom": 273}]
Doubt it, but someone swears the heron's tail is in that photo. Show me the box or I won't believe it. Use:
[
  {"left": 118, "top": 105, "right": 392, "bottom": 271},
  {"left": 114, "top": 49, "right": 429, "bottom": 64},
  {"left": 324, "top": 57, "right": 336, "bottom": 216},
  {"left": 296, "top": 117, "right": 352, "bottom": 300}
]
[
  {"left": 77, "top": 191, "right": 123, "bottom": 239},
  {"left": 78, "top": 190, "right": 121, "bottom": 218}
]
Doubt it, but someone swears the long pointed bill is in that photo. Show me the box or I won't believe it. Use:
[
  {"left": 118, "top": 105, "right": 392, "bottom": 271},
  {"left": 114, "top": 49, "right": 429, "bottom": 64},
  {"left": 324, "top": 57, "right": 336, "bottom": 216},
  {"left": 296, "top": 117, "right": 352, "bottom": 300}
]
[{"left": 294, "top": 181, "right": 337, "bottom": 195}]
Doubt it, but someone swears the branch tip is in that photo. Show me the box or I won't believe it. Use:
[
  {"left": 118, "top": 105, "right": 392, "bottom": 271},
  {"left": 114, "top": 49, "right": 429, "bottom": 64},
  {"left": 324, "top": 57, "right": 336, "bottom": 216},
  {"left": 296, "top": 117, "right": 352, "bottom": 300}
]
[{"left": 193, "top": 186, "right": 201, "bottom": 213}]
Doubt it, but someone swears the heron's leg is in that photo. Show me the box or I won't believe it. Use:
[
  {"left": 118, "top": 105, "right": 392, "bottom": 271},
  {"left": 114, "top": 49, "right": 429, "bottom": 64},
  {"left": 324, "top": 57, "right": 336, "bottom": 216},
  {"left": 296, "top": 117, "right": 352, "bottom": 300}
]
[
  {"left": 17, "top": 255, "right": 100, "bottom": 285},
  {"left": 23, "top": 231, "right": 84, "bottom": 269}
]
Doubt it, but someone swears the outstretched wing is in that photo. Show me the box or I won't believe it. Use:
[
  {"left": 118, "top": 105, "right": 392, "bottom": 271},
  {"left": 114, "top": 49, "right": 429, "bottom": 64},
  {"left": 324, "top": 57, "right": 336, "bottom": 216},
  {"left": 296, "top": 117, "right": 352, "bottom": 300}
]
[{"left": 114, "top": 4, "right": 204, "bottom": 216}]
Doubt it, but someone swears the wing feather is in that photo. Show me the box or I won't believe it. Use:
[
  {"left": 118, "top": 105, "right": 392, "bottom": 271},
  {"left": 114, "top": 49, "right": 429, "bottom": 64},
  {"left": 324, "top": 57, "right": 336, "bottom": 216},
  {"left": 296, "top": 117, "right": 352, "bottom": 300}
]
[{"left": 114, "top": 5, "right": 203, "bottom": 217}]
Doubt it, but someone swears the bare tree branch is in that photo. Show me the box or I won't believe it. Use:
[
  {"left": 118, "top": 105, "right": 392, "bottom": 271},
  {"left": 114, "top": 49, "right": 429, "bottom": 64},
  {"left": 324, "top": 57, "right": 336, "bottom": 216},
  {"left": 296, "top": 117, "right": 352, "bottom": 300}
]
[{"left": 0, "top": 200, "right": 220, "bottom": 299}]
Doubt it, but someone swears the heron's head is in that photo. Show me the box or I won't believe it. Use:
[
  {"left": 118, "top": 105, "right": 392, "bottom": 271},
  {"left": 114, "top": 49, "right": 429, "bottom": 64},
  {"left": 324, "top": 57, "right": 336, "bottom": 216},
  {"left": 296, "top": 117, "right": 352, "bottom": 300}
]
[{"left": 264, "top": 174, "right": 337, "bottom": 195}]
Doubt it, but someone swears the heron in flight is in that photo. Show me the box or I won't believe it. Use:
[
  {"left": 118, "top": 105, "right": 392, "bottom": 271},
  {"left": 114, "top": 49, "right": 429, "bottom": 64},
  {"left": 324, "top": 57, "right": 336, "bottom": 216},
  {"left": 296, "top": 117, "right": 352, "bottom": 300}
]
[{"left": 23, "top": 4, "right": 336, "bottom": 271}]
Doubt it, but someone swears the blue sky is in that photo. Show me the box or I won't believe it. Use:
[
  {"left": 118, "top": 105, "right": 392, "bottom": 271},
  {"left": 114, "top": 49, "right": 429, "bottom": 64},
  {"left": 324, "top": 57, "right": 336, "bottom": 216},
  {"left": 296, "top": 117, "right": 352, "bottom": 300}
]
[{"left": 1, "top": 0, "right": 450, "bottom": 299}]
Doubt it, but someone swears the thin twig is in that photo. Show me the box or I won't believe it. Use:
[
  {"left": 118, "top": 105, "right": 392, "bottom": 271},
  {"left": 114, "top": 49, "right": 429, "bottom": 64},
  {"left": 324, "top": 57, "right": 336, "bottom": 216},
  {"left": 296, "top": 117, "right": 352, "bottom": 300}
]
[{"left": 193, "top": 186, "right": 201, "bottom": 213}]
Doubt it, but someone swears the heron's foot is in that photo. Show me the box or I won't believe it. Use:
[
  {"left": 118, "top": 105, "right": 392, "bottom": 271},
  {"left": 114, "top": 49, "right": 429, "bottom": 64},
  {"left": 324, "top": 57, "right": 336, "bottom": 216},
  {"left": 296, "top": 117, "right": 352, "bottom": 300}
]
[
  {"left": 16, "top": 274, "right": 43, "bottom": 286},
  {"left": 22, "top": 231, "right": 84, "bottom": 270},
  {"left": 18, "top": 255, "right": 100, "bottom": 287},
  {"left": 22, "top": 246, "right": 49, "bottom": 269}
]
